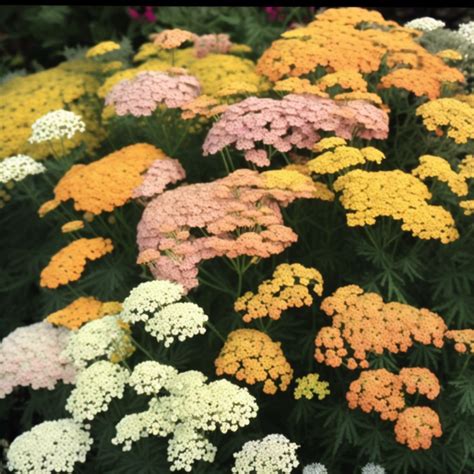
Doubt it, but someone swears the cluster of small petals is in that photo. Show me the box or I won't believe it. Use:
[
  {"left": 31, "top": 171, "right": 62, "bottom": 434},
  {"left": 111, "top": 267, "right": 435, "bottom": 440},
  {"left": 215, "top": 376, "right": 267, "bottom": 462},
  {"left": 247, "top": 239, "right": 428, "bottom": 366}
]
[
  {"left": 64, "top": 315, "right": 135, "bottom": 369},
  {"left": 61, "top": 220, "right": 85, "bottom": 233},
  {"left": 0, "top": 155, "right": 45, "bottom": 184},
  {"left": 399, "top": 368, "right": 440, "bottom": 399},
  {"left": 0, "top": 322, "right": 75, "bottom": 398},
  {"left": 232, "top": 434, "right": 299, "bottom": 474},
  {"left": 361, "top": 463, "right": 386, "bottom": 474},
  {"left": 46, "top": 296, "right": 103, "bottom": 329},
  {"left": 412, "top": 154, "right": 468, "bottom": 196},
  {"left": 137, "top": 169, "right": 325, "bottom": 290},
  {"left": 150, "top": 28, "right": 197, "bottom": 49},
  {"left": 294, "top": 373, "right": 330, "bottom": 400},
  {"left": 394, "top": 407, "right": 442, "bottom": 450},
  {"left": 40, "top": 237, "right": 114, "bottom": 288},
  {"left": 132, "top": 158, "right": 186, "bottom": 199},
  {"left": 121, "top": 280, "right": 185, "bottom": 323},
  {"left": 444, "top": 329, "right": 474, "bottom": 353},
  {"left": 215, "top": 328, "right": 293, "bottom": 394},
  {"left": 6, "top": 419, "right": 92, "bottom": 474},
  {"left": 458, "top": 155, "right": 474, "bottom": 179},
  {"left": 334, "top": 91, "right": 384, "bottom": 105},
  {"left": 315, "top": 285, "right": 447, "bottom": 369},
  {"left": 416, "top": 98, "right": 474, "bottom": 144},
  {"left": 436, "top": 49, "right": 463, "bottom": 61},
  {"left": 405, "top": 17, "right": 446, "bottom": 31},
  {"left": 29, "top": 109, "right": 86, "bottom": 143},
  {"left": 458, "top": 21, "right": 474, "bottom": 44},
  {"left": 308, "top": 145, "right": 385, "bottom": 175},
  {"left": 194, "top": 33, "right": 232, "bottom": 58},
  {"left": 105, "top": 71, "right": 201, "bottom": 116},
  {"left": 144, "top": 302, "right": 208, "bottom": 346},
  {"left": 180, "top": 95, "right": 226, "bottom": 119},
  {"left": 86, "top": 40, "right": 120, "bottom": 58},
  {"left": 38, "top": 198, "right": 60, "bottom": 217},
  {"left": 303, "top": 463, "right": 329, "bottom": 474},
  {"left": 53, "top": 144, "right": 165, "bottom": 214},
  {"left": 313, "top": 137, "right": 347, "bottom": 152},
  {"left": 274, "top": 77, "right": 328, "bottom": 97},
  {"left": 333, "top": 169, "right": 459, "bottom": 243},
  {"left": 128, "top": 361, "right": 178, "bottom": 395},
  {"left": 317, "top": 71, "right": 368, "bottom": 92},
  {"left": 460, "top": 199, "right": 474, "bottom": 216},
  {"left": 203, "top": 95, "right": 389, "bottom": 166},
  {"left": 66, "top": 360, "right": 128, "bottom": 422},
  {"left": 235, "top": 263, "right": 324, "bottom": 322}
]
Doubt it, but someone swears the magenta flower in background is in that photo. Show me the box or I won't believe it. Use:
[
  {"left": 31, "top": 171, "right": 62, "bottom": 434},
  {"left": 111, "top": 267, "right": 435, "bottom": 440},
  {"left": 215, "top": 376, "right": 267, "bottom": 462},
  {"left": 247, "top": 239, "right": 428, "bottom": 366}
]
[
  {"left": 127, "top": 6, "right": 157, "bottom": 23},
  {"left": 264, "top": 7, "right": 284, "bottom": 22}
]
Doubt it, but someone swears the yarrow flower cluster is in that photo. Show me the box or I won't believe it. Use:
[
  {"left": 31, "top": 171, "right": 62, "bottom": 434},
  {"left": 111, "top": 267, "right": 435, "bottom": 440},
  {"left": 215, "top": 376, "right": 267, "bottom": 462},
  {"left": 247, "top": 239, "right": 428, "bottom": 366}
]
[
  {"left": 86, "top": 41, "right": 120, "bottom": 58},
  {"left": 361, "top": 463, "right": 386, "bottom": 474},
  {"left": 0, "top": 155, "right": 45, "bottom": 184},
  {"left": 303, "top": 463, "right": 329, "bottom": 474},
  {"left": 6, "top": 419, "right": 93, "bottom": 474},
  {"left": 194, "top": 33, "right": 232, "bottom": 58},
  {"left": 405, "top": 17, "right": 446, "bottom": 32},
  {"left": 0, "top": 322, "right": 75, "bottom": 398},
  {"left": 203, "top": 94, "right": 389, "bottom": 167},
  {"left": 29, "top": 109, "right": 86, "bottom": 144},
  {"left": 294, "top": 373, "right": 330, "bottom": 400},
  {"left": 458, "top": 21, "right": 474, "bottom": 44},
  {"left": 144, "top": 302, "right": 208, "bottom": 346},
  {"left": 128, "top": 361, "right": 178, "bottom": 395},
  {"left": 444, "top": 329, "right": 474, "bottom": 353},
  {"left": 66, "top": 360, "right": 129, "bottom": 422},
  {"left": 232, "top": 434, "right": 299, "bottom": 473},
  {"left": 105, "top": 71, "right": 201, "bottom": 117},
  {"left": 150, "top": 28, "right": 197, "bottom": 49}
]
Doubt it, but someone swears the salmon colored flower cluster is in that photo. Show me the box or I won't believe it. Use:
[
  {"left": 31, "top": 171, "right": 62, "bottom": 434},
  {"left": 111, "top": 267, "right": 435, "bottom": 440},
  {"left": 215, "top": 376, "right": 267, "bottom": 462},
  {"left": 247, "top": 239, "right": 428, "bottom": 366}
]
[
  {"left": 137, "top": 169, "right": 332, "bottom": 290},
  {"left": 444, "top": 329, "right": 474, "bottom": 353},
  {"left": 235, "top": 263, "right": 324, "bottom": 322},
  {"left": 40, "top": 237, "right": 114, "bottom": 289},
  {"left": 61, "top": 220, "right": 85, "bottom": 233},
  {"left": 214, "top": 328, "right": 293, "bottom": 395},
  {"left": 333, "top": 169, "right": 459, "bottom": 243},
  {"left": 315, "top": 285, "right": 447, "bottom": 369},
  {"left": 398, "top": 368, "right": 441, "bottom": 399},
  {"left": 53, "top": 144, "right": 168, "bottom": 214},
  {"left": 194, "top": 34, "right": 232, "bottom": 58},
  {"left": 150, "top": 28, "right": 197, "bottom": 49},
  {"left": 394, "top": 407, "right": 442, "bottom": 450},
  {"left": 203, "top": 95, "right": 389, "bottom": 167},
  {"left": 416, "top": 98, "right": 474, "bottom": 144},
  {"left": 412, "top": 155, "right": 468, "bottom": 197},
  {"left": 294, "top": 373, "right": 330, "bottom": 400}
]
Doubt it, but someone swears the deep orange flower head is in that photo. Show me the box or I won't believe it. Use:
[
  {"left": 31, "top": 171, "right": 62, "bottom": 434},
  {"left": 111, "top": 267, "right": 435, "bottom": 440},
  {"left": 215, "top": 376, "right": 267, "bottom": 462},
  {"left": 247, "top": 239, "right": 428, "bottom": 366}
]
[
  {"left": 394, "top": 407, "right": 442, "bottom": 450},
  {"left": 215, "top": 328, "right": 293, "bottom": 395},
  {"left": 40, "top": 237, "right": 113, "bottom": 289}
]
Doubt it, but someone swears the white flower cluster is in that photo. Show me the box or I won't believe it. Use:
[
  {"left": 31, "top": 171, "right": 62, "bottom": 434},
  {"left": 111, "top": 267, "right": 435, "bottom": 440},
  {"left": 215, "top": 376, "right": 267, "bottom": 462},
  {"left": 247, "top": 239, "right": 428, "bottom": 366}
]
[
  {"left": 458, "top": 21, "right": 474, "bottom": 44},
  {"left": 112, "top": 369, "right": 258, "bottom": 472},
  {"left": 405, "top": 17, "right": 446, "bottom": 31},
  {"left": 66, "top": 360, "right": 128, "bottom": 422},
  {"left": 362, "top": 463, "right": 386, "bottom": 474},
  {"left": 232, "top": 434, "right": 300, "bottom": 474},
  {"left": 63, "top": 315, "right": 131, "bottom": 369},
  {"left": 303, "top": 462, "right": 328, "bottom": 474},
  {"left": 121, "top": 280, "right": 184, "bottom": 323},
  {"left": 129, "top": 361, "right": 178, "bottom": 395},
  {"left": 7, "top": 419, "right": 92, "bottom": 474},
  {"left": 0, "top": 155, "right": 46, "bottom": 184},
  {"left": 29, "top": 109, "right": 86, "bottom": 143},
  {"left": 144, "top": 302, "right": 208, "bottom": 347}
]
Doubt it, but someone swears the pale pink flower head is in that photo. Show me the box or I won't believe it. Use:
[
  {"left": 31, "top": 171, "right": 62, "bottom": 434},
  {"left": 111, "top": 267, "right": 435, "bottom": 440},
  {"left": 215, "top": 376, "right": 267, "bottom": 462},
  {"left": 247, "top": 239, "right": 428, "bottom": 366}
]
[
  {"left": 203, "top": 94, "right": 389, "bottom": 167},
  {"left": 105, "top": 71, "right": 201, "bottom": 117},
  {"left": 0, "top": 322, "right": 76, "bottom": 398},
  {"left": 194, "top": 34, "right": 233, "bottom": 58}
]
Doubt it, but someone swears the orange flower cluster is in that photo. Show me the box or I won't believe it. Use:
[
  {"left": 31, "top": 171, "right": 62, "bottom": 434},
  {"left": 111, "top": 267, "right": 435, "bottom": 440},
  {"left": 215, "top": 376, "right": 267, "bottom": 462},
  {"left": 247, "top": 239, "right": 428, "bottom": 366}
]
[
  {"left": 235, "top": 263, "right": 323, "bottom": 322},
  {"left": 40, "top": 237, "right": 114, "bottom": 289},
  {"left": 61, "top": 220, "right": 85, "bottom": 233},
  {"left": 150, "top": 28, "right": 197, "bottom": 50},
  {"left": 214, "top": 328, "right": 293, "bottom": 395},
  {"left": 394, "top": 407, "right": 442, "bottom": 450},
  {"left": 46, "top": 297, "right": 122, "bottom": 329},
  {"left": 444, "top": 329, "right": 474, "bottom": 353},
  {"left": 399, "top": 368, "right": 441, "bottom": 399},
  {"left": 315, "top": 285, "right": 447, "bottom": 369},
  {"left": 257, "top": 7, "right": 463, "bottom": 99},
  {"left": 53, "top": 144, "right": 166, "bottom": 214},
  {"left": 180, "top": 95, "right": 227, "bottom": 119}
]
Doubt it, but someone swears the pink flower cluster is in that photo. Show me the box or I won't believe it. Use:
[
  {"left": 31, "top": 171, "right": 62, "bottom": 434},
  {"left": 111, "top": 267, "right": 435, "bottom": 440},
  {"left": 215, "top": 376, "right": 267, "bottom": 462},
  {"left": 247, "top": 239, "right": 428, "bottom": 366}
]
[
  {"left": 105, "top": 71, "right": 201, "bottom": 117},
  {"left": 0, "top": 322, "right": 76, "bottom": 398},
  {"left": 194, "top": 34, "right": 233, "bottom": 58},
  {"left": 203, "top": 94, "right": 389, "bottom": 166},
  {"left": 132, "top": 158, "right": 186, "bottom": 199},
  {"left": 137, "top": 169, "right": 324, "bottom": 290},
  {"left": 127, "top": 6, "right": 156, "bottom": 22}
]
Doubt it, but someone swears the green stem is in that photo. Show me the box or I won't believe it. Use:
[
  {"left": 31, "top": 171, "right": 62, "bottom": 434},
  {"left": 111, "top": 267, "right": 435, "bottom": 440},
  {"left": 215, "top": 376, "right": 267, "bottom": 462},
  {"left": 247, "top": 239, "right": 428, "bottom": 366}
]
[
  {"left": 206, "top": 320, "right": 226, "bottom": 343},
  {"left": 130, "top": 335, "right": 156, "bottom": 360}
]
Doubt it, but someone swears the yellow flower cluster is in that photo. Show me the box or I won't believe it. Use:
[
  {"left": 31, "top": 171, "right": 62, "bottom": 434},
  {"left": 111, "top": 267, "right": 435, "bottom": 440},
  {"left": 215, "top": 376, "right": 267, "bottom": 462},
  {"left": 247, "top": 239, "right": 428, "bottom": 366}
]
[
  {"left": 0, "top": 60, "right": 103, "bottom": 158},
  {"left": 458, "top": 155, "right": 474, "bottom": 179},
  {"left": 180, "top": 95, "right": 227, "bottom": 120},
  {"left": 460, "top": 200, "right": 474, "bottom": 216},
  {"left": 334, "top": 169, "right": 459, "bottom": 243},
  {"left": 235, "top": 263, "right": 324, "bottom": 322},
  {"left": 274, "top": 77, "right": 328, "bottom": 97},
  {"left": 412, "top": 155, "right": 468, "bottom": 196},
  {"left": 312, "top": 137, "right": 347, "bottom": 152},
  {"left": 318, "top": 71, "right": 368, "bottom": 92},
  {"left": 215, "top": 328, "right": 293, "bottom": 394},
  {"left": 436, "top": 49, "right": 463, "bottom": 61},
  {"left": 333, "top": 91, "right": 384, "bottom": 105},
  {"left": 294, "top": 373, "right": 330, "bottom": 400},
  {"left": 86, "top": 41, "right": 120, "bottom": 58},
  {"left": 308, "top": 145, "right": 385, "bottom": 175},
  {"left": 416, "top": 98, "right": 474, "bottom": 144}
]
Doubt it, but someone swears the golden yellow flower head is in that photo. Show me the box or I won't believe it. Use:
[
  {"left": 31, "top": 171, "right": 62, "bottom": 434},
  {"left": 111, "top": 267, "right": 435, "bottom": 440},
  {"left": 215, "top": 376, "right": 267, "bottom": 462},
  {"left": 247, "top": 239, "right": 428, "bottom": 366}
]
[
  {"left": 86, "top": 41, "right": 121, "bottom": 58},
  {"left": 436, "top": 49, "right": 463, "bottom": 61},
  {"left": 294, "top": 373, "right": 330, "bottom": 400},
  {"left": 61, "top": 220, "right": 85, "bottom": 234}
]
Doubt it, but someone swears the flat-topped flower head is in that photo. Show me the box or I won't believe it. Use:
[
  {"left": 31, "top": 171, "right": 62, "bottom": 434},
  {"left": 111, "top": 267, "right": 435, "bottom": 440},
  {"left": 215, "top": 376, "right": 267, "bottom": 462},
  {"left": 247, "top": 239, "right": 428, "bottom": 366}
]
[
  {"left": 294, "top": 373, "right": 330, "bottom": 400},
  {"left": 303, "top": 463, "right": 328, "bottom": 474},
  {"left": 29, "top": 109, "right": 86, "bottom": 144},
  {"left": 61, "top": 220, "right": 85, "bottom": 234},
  {"left": 445, "top": 329, "right": 474, "bottom": 353},
  {"left": 458, "top": 21, "right": 474, "bottom": 44},
  {"left": 150, "top": 28, "right": 197, "bottom": 49},
  {"left": 7, "top": 419, "right": 92, "bottom": 474},
  {"left": 86, "top": 40, "right": 120, "bottom": 58},
  {"left": 0, "top": 322, "right": 75, "bottom": 398},
  {"left": 46, "top": 296, "right": 103, "bottom": 329},
  {"left": 194, "top": 33, "right": 232, "bottom": 58},
  {"left": 0, "top": 155, "right": 45, "bottom": 184},
  {"left": 215, "top": 328, "right": 293, "bottom": 395},
  {"left": 232, "top": 434, "right": 299, "bottom": 474},
  {"left": 394, "top": 407, "right": 442, "bottom": 450},
  {"left": 405, "top": 17, "right": 446, "bottom": 32},
  {"left": 362, "top": 463, "right": 386, "bottom": 474},
  {"left": 128, "top": 361, "right": 178, "bottom": 395}
]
